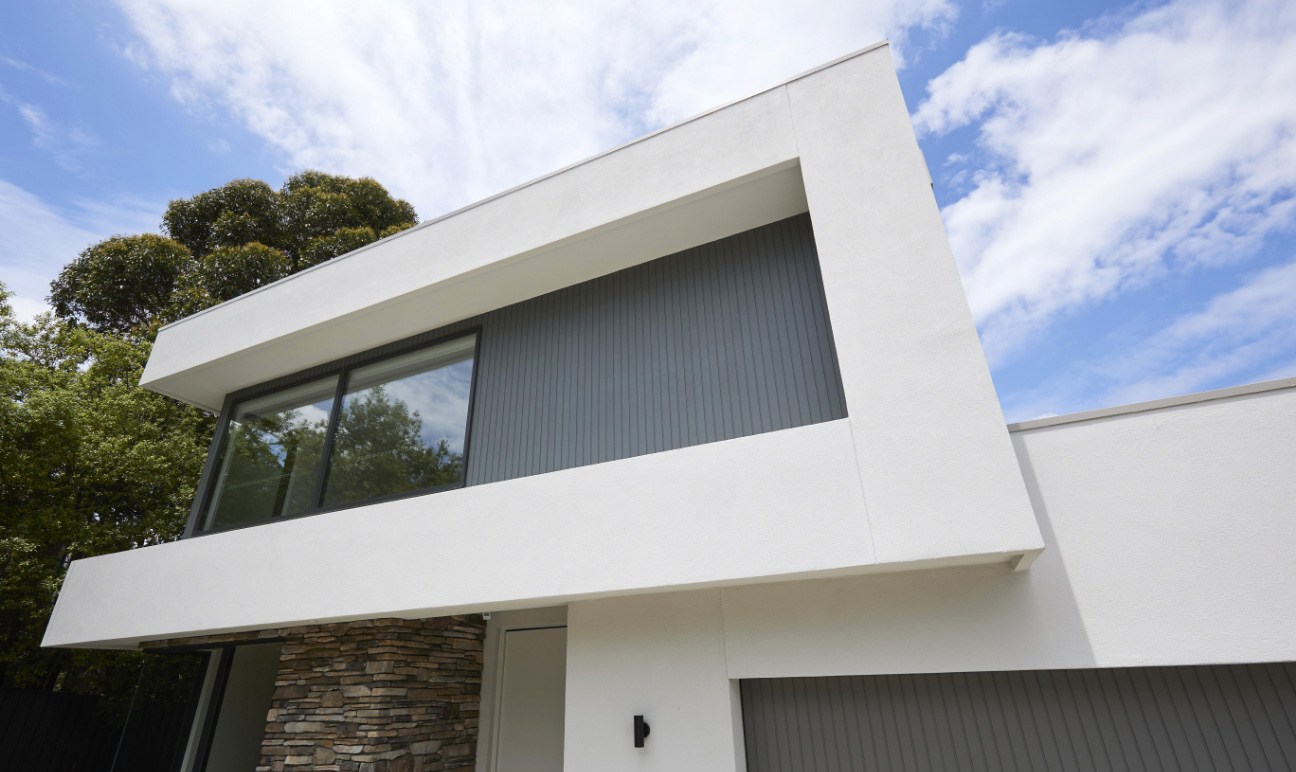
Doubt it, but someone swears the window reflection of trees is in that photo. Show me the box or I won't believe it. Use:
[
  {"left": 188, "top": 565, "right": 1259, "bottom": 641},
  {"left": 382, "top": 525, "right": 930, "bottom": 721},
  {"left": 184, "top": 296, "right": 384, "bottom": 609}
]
[
  {"left": 215, "top": 385, "right": 463, "bottom": 521},
  {"left": 213, "top": 406, "right": 329, "bottom": 522},
  {"left": 204, "top": 338, "right": 474, "bottom": 532},
  {"left": 324, "top": 385, "right": 463, "bottom": 508}
]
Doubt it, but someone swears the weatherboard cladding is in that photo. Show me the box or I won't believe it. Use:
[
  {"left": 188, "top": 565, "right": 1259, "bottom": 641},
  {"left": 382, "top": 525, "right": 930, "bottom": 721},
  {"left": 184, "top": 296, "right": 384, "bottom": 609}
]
[
  {"left": 464, "top": 212, "right": 846, "bottom": 484},
  {"left": 740, "top": 664, "right": 1296, "bottom": 772},
  {"left": 231, "top": 213, "right": 846, "bottom": 487}
]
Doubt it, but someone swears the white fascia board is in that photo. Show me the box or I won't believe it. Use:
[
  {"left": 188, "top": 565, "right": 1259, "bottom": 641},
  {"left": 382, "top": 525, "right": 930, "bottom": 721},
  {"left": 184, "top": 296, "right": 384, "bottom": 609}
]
[
  {"left": 786, "top": 49, "right": 1044, "bottom": 565},
  {"left": 142, "top": 88, "right": 803, "bottom": 411},
  {"left": 44, "top": 419, "right": 876, "bottom": 650},
  {"left": 1008, "top": 376, "right": 1296, "bottom": 432}
]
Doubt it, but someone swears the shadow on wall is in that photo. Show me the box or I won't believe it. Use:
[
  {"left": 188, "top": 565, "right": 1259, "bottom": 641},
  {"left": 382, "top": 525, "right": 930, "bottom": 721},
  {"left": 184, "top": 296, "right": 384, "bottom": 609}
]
[{"left": 719, "top": 444, "right": 1097, "bottom": 676}]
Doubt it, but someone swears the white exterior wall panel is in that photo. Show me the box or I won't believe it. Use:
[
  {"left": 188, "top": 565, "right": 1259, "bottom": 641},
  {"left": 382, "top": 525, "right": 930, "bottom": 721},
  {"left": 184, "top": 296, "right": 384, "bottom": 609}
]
[
  {"left": 44, "top": 43, "right": 1044, "bottom": 649},
  {"left": 788, "top": 50, "right": 1043, "bottom": 567},
  {"left": 44, "top": 419, "right": 874, "bottom": 649},
  {"left": 723, "top": 382, "right": 1296, "bottom": 677},
  {"left": 559, "top": 383, "right": 1296, "bottom": 772}
]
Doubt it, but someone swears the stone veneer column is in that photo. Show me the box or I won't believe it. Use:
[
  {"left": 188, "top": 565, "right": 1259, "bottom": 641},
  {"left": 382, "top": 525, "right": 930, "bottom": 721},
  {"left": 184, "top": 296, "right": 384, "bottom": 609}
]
[
  {"left": 149, "top": 614, "right": 485, "bottom": 772},
  {"left": 258, "top": 616, "right": 485, "bottom": 772}
]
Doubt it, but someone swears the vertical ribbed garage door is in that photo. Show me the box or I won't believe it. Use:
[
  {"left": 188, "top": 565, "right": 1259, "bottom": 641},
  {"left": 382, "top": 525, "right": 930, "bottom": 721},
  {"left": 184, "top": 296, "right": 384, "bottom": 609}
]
[{"left": 741, "top": 664, "right": 1296, "bottom": 771}]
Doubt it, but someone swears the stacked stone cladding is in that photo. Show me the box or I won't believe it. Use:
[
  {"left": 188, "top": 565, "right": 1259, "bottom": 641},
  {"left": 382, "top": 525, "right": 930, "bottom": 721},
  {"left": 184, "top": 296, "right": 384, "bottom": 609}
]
[{"left": 150, "top": 615, "right": 485, "bottom": 772}]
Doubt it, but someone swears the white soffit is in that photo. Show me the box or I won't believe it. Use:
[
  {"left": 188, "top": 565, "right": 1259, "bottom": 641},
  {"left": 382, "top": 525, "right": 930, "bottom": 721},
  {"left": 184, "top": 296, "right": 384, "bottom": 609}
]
[{"left": 142, "top": 84, "right": 811, "bottom": 410}]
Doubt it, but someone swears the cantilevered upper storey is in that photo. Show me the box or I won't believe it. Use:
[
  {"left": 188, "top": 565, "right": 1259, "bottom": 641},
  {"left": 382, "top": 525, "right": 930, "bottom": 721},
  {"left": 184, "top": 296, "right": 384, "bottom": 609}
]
[{"left": 44, "top": 42, "right": 1044, "bottom": 649}]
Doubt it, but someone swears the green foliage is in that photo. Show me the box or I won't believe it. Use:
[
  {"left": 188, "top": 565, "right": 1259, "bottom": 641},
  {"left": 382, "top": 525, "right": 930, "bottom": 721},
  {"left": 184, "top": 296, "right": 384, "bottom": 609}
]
[
  {"left": 187, "top": 242, "right": 290, "bottom": 303},
  {"left": 379, "top": 222, "right": 416, "bottom": 240},
  {"left": 51, "top": 171, "right": 417, "bottom": 337},
  {"left": 48, "top": 234, "right": 193, "bottom": 334},
  {"left": 299, "top": 226, "right": 381, "bottom": 270},
  {"left": 298, "top": 221, "right": 418, "bottom": 271},
  {"left": 277, "top": 173, "right": 416, "bottom": 268},
  {"left": 9, "top": 169, "right": 417, "bottom": 698},
  {"left": 0, "top": 285, "right": 212, "bottom": 689},
  {"left": 162, "top": 171, "right": 417, "bottom": 272},
  {"left": 161, "top": 178, "right": 280, "bottom": 259}
]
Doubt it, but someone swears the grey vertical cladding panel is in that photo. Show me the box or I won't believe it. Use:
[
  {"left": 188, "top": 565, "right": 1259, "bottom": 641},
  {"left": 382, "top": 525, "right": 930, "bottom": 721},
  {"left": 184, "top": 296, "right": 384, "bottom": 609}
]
[
  {"left": 741, "top": 664, "right": 1296, "bottom": 772},
  {"left": 457, "top": 213, "right": 847, "bottom": 485}
]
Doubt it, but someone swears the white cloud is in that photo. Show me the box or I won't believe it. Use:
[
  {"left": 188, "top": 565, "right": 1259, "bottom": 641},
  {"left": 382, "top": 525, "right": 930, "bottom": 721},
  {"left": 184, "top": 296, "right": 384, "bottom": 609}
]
[
  {"left": 0, "top": 84, "right": 100, "bottom": 172},
  {"left": 0, "top": 56, "right": 72, "bottom": 87},
  {"left": 1098, "top": 259, "right": 1296, "bottom": 406},
  {"left": 0, "top": 179, "right": 164, "bottom": 320},
  {"left": 111, "top": 0, "right": 954, "bottom": 216},
  {"left": 14, "top": 103, "right": 100, "bottom": 172},
  {"left": 914, "top": 0, "right": 1296, "bottom": 365},
  {"left": 999, "top": 258, "right": 1296, "bottom": 421}
]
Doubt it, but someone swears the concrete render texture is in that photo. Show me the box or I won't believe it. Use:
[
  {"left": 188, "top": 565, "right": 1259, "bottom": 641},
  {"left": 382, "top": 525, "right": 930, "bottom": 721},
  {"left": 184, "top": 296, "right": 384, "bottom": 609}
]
[
  {"left": 562, "top": 381, "right": 1296, "bottom": 770},
  {"left": 45, "top": 43, "right": 1047, "bottom": 649}
]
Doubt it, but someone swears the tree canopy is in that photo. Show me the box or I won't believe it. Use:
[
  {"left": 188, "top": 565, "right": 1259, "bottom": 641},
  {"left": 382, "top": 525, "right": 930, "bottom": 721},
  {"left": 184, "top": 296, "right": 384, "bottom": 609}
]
[
  {"left": 0, "top": 282, "right": 212, "bottom": 688},
  {"left": 2, "top": 170, "right": 418, "bottom": 695},
  {"left": 48, "top": 171, "right": 417, "bottom": 334},
  {"left": 162, "top": 171, "right": 417, "bottom": 270},
  {"left": 47, "top": 234, "right": 191, "bottom": 335}
]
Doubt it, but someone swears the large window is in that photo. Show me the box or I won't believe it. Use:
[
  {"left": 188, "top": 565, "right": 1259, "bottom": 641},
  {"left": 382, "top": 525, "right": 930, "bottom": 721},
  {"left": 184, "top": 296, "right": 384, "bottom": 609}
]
[{"left": 197, "top": 332, "right": 477, "bottom": 533}]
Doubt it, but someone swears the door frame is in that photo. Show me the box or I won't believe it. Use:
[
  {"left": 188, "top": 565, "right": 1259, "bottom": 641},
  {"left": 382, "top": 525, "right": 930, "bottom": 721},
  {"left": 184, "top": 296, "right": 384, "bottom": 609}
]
[{"left": 476, "top": 607, "right": 568, "bottom": 772}]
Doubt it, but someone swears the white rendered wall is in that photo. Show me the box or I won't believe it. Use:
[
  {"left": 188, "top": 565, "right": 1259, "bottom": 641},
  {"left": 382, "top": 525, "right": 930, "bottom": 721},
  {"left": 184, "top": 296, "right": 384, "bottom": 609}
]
[
  {"left": 141, "top": 103, "right": 805, "bottom": 410},
  {"left": 719, "top": 383, "right": 1296, "bottom": 676},
  {"left": 564, "top": 591, "right": 743, "bottom": 772},
  {"left": 45, "top": 420, "right": 873, "bottom": 649},
  {"left": 788, "top": 49, "right": 1041, "bottom": 567},
  {"left": 558, "top": 385, "right": 1296, "bottom": 770},
  {"left": 46, "top": 44, "right": 1042, "bottom": 649}
]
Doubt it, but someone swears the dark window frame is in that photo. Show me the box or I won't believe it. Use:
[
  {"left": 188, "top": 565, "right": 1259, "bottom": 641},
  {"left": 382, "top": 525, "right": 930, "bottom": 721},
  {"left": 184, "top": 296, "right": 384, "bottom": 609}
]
[
  {"left": 110, "top": 648, "right": 213, "bottom": 772},
  {"left": 138, "top": 638, "right": 288, "bottom": 772},
  {"left": 184, "top": 327, "right": 483, "bottom": 538}
]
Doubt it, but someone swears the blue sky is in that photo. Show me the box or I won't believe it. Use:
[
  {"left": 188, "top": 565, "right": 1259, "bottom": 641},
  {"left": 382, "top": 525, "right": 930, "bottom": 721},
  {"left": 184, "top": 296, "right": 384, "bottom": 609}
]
[{"left": 1, "top": 0, "right": 1293, "bottom": 421}]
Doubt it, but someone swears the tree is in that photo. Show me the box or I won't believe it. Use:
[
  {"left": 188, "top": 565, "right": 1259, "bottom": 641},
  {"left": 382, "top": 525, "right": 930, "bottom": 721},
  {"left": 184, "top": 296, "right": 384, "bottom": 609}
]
[
  {"left": 4, "top": 169, "right": 418, "bottom": 700},
  {"left": 162, "top": 171, "right": 417, "bottom": 272},
  {"left": 0, "top": 282, "right": 212, "bottom": 689},
  {"left": 48, "top": 234, "right": 192, "bottom": 334},
  {"left": 160, "top": 178, "right": 281, "bottom": 259},
  {"left": 188, "top": 242, "right": 291, "bottom": 301},
  {"left": 277, "top": 171, "right": 418, "bottom": 269},
  {"left": 49, "top": 171, "right": 418, "bottom": 336}
]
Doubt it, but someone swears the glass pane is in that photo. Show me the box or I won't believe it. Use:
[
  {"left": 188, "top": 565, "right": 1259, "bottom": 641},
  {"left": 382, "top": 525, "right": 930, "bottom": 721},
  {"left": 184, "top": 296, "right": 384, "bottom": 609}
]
[
  {"left": 204, "top": 644, "right": 282, "bottom": 772},
  {"left": 323, "top": 334, "right": 475, "bottom": 508},
  {"left": 114, "top": 651, "right": 210, "bottom": 772},
  {"left": 203, "top": 376, "right": 338, "bottom": 531}
]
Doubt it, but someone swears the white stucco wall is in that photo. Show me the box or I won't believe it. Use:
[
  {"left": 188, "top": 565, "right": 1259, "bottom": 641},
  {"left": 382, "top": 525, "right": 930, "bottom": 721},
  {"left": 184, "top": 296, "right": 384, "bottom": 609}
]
[
  {"left": 558, "top": 383, "right": 1295, "bottom": 770},
  {"left": 44, "top": 420, "right": 873, "bottom": 649},
  {"left": 788, "top": 48, "right": 1041, "bottom": 567},
  {"left": 564, "top": 591, "right": 743, "bottom": 772},
  {"left": 45, "top": 43, "right": 1042, "bottom": 649},
  {"left": 725, "top": 381, "right": 1296, "bottom": 676}
]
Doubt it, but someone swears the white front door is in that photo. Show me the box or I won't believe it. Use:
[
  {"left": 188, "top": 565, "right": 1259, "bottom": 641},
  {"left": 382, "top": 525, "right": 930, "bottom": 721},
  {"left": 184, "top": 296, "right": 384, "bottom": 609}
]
[{"left": 494, "top": 626, "right": 567, "bottom": 772}]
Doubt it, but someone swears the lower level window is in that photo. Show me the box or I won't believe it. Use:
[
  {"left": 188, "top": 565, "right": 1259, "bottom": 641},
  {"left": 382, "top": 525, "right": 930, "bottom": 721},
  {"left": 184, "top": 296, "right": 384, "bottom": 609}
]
[{"left": 199, "top": 332, "right": 476, "bottom": 533}]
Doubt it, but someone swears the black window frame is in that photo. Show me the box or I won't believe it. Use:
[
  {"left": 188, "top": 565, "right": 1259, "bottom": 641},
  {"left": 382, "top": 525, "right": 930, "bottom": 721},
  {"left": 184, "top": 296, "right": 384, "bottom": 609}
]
[
  {"left": 185, "top": 327, "right": 482, "bottom": 538},
  {"left": 141, "top": 638, "right": 288, "bottom": 772}
]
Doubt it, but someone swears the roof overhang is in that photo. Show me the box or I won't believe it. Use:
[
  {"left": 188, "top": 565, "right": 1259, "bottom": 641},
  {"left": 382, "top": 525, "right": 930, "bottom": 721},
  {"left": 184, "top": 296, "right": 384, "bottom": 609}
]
[{"left": 141, "top": 70, "right": 827, "bottom": 410}]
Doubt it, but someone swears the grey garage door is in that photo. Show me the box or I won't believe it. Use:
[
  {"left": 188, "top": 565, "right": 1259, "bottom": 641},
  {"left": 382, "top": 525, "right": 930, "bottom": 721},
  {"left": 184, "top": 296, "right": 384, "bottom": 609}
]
[{"left": 741, "top": 664, "right": 1296, "bottom": 772}]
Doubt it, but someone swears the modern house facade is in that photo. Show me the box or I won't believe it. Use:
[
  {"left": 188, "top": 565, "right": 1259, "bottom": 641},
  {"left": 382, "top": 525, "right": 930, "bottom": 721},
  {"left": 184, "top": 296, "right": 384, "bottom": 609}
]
[{"left": 42, "top": 42, "right": 1296, "bottom": 772}]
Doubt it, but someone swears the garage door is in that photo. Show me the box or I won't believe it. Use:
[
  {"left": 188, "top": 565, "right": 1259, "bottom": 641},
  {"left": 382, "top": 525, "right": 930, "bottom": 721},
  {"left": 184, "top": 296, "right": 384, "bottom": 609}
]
[{"left": 741, "top": 664, "right": 1296, "bottom": 771}]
